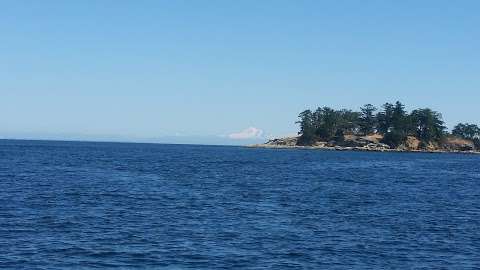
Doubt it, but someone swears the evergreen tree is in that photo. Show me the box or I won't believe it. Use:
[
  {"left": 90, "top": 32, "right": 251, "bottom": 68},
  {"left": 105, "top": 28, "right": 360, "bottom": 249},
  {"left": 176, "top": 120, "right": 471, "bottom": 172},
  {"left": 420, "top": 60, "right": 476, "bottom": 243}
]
[
  {"left": 337, "top": 109, "right": 361, "bottom": 136},
  {"left": 379, "top": 101, "right": 409, "bottom": 147},
  {"left": 359, "top": 104, "right": 377, "bottom": 135},
  {"left": 295, "top": 103, "right": 478, "bottom": 150},
  {"left": 309, "top": 107, "right": 361, "bottom": 140},
  {"left": 452, "top": 123, "right": 480, "bottom": 140},
  {"left": 376, "top": 103, "right": 394, "bottom": 134},
  {"left": 410, "top": 108, "right": 446, "bottom": 145},
  {"left": 392, "top": 101, "right": 408, "bottom": 131},
  {"left": 296, "top": 110, "right": 315, "bottom": 145},
  {"left": 314, "top": 107, "right": 340, "bottom": 140},
  {"left": 452, "top": 123, "right": 480, "bottom": 149}
]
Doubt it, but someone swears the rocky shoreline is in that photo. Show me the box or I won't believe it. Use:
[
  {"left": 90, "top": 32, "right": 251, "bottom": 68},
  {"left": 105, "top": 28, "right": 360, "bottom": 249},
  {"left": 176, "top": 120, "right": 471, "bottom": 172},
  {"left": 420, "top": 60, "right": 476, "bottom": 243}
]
[{"left": 248, "top": 136, "right": 480, "bottom": 155}]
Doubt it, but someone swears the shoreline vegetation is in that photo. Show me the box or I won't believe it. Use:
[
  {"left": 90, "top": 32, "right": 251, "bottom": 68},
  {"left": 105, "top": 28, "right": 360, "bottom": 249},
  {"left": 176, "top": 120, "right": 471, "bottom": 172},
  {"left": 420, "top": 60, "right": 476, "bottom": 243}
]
[{"left": 251, "top": 101, "right": 480, "bottom": 154}]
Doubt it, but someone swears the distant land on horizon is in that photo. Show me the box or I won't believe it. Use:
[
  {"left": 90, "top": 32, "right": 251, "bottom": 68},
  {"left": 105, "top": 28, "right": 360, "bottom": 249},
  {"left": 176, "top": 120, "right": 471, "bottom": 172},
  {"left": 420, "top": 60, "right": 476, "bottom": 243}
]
[
  {"left": 0, "top": 133, "right": 268, "bottom": 146},
  {"left": 256, "top": 101, "right": 480, "bottom": 153}
]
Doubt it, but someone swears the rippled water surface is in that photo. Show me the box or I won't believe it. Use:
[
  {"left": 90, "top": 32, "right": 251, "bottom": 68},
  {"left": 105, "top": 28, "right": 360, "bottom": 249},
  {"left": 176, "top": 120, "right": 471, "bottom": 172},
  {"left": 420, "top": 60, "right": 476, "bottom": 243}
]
[{"left": 1, "top": 140, "right": 479, "bottom": 269}]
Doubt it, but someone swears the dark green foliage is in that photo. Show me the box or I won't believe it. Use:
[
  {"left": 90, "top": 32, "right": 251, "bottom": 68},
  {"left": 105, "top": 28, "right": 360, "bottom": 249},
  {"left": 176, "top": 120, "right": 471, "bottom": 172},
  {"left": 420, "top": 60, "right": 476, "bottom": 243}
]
[
  {"left": 392, "top": 101, "right": 408, "bottom": 131},
  {"left": 359, "top": 104, "right": 377, "bottom": 135},
  {"left": 295, "top": 102, "right": 478, "bottom": 149},
  {"left": 335, "top": 109, "right": 361, "bottom": 137},
  {"left": 313, "top": 107, "right": 339, "bottom": 140},
  {"left": 382, "top": 131, "right": 407, "bottom": 148},
  {"left": 378, "top": 101, "right": 410, "bottom": 147},
  {"left": 376, "top": 103, "right": 394, "bottom": 134},
  {"left": 296, "top": 107, "right": 361, "bottom": 143},
  {"left": 296, "top": 110, "right": 315, "bottom": 145},
  {"left": 452, "top": 123, "right": 480, "bottom": 140},
  {"left": 474, "top": 138, "right": 480, "bottom": 149},
  {"left": 452, "top": 123, "right": 480, "bottom": 150},
  {"left": 410, "top": 108, "right": 446, "bottom": 144},
  {"left": 313, "top": 107, "right": 360, "bottom": 140}
]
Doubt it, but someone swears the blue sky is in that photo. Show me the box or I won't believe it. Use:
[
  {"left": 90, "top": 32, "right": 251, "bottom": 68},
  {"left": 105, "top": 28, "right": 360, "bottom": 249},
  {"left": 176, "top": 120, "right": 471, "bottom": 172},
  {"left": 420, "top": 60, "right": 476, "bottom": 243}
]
[{"left": 1, "top": 1, "right": 479, "bottom": 144}]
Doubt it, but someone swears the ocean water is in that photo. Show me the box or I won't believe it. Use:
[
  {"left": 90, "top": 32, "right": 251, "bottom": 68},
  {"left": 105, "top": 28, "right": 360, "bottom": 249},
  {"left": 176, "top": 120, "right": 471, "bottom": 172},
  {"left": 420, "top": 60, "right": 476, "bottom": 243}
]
[{"left": 1, "top": 140, "right": 479, "bottom": 269}]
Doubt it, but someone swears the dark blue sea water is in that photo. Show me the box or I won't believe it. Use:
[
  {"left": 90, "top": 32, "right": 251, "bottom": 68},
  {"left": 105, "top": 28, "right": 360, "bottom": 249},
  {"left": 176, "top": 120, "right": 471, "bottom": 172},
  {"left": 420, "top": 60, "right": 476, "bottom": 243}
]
[{"left": 1, "top": 140, "right": 479, "bottom": 269}]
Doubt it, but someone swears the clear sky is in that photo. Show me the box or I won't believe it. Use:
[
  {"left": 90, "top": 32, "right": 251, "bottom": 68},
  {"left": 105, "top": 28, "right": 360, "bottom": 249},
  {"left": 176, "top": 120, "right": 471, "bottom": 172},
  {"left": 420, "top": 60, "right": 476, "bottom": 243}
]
[{"left": 1, "top": 1, "right": 479, "bottom": 144}]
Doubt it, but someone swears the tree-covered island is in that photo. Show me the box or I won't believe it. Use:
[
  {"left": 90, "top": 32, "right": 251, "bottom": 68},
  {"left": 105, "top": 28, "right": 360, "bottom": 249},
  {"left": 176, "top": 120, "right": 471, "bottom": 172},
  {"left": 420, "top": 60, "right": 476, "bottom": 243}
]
[{"left": 258, "top": 101, "right": 480, "bottom": 153}]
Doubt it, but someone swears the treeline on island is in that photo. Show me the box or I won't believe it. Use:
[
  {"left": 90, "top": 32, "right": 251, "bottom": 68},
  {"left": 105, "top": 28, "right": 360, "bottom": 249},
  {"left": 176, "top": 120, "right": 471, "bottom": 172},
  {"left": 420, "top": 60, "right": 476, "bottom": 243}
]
[{"left": 296, "top": 101, "right": 480, "bottom": 151}]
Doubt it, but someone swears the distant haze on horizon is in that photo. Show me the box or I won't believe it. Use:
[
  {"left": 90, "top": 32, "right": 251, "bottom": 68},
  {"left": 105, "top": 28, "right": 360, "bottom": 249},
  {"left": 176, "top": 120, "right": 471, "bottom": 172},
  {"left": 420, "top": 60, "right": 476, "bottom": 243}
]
[{"left": 1, "top": 1, "right": 479, "bottom": 145}]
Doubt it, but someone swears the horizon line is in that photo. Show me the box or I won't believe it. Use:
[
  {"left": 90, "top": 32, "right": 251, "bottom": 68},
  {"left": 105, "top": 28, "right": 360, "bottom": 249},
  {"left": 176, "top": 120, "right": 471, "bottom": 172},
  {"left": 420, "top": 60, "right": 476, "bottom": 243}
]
[{"left": 0, "top": 137, "right": 253, "bottom": 147}]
